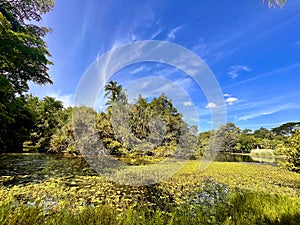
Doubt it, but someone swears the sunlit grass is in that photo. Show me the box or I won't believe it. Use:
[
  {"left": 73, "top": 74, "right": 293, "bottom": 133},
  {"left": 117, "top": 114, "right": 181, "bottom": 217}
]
[{"left": 1, "top": 161, "right": 299, "bottom": 224}]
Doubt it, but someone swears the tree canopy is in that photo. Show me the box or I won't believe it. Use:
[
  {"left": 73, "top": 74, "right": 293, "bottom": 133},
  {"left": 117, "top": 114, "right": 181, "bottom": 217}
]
[
  {"left": 0, "top": 0, "right": 54, "bottom": 93},
  {"left": 0, "top": 0, "right": 54, "bottom": 152}
]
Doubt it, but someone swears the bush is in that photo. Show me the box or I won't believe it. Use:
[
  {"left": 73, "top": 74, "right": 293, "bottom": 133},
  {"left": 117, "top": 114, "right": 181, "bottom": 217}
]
[
  {"left": 274, "top": 143, "right": 286, "bottom": 155},
  {"left": 284, "top": 130, "right": 300, "bottom": 172}
]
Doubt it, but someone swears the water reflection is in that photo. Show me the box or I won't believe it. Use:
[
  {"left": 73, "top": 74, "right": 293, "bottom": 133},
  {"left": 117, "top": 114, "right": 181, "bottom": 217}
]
[
  {"left": 214, "top": 153, "right": 284, "bottom": 164},
  {"left": 0, "top": 153, "right": 97, "bottom": 186},
  {"left": 0, "top": 153, "right": 284, "bottom": 186}
]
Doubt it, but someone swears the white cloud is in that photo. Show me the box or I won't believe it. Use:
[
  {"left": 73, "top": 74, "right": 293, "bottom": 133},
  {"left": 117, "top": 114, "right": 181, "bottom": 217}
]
[
  {"left": 28, "top": 83, "right": 74, "bottom": 108},
  {"left": 223, "top": 93, "right": 231, "bottom": 97},
  {"left": 205, "top": 102, "right": 217, "bottom": 109},
  {"left": 131, "top": 65, "right": 145, "bottom": 74},
  {"left": 183, "top": 101, "right": 192, "bottom": 106},
  {"left": 228, "top": 65, "right": 251, "bottom": 79},
  {"left": 225, "top": 97, "right": 238, "bottom": 105},
  {"left": 47, "top": 92, "right": 74, "bottom": 108},
  {"left": 167, "top": 26, "right": 183, "bottom": 40}
]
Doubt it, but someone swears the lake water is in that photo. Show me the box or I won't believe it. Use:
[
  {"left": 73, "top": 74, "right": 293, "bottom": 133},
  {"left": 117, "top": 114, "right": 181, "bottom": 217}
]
[
  {"left": 214, "top": 153, "right": 284, "bottom": 164},
  {"left": 0, "top": 153, "right": 283, "bottom": 186}
]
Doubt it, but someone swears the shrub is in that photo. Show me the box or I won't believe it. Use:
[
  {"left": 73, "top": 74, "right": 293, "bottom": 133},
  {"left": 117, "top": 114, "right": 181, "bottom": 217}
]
[{"left": 284, "top": 130, "right": 300, "bottom": 172}]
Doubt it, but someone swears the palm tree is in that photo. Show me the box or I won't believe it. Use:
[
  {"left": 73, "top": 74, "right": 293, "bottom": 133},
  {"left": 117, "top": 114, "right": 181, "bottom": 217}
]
[
  {"left": 104, "top": 81, "right": 124, "bottom": 105},
  {"left": 104, "top": 81, "right": 121, "bottom": 102},
  {"left": 263, "top": 0, "right": 287, "bottom": 8}
]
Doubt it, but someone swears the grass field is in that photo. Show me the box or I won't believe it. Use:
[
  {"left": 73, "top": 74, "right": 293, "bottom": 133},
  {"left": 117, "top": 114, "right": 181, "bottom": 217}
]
[{"left": 0, "top": 161, "right": 299, "bottom": 224}]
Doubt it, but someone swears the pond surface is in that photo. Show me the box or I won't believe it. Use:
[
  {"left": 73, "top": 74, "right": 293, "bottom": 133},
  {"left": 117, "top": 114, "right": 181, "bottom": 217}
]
[
  {"left": 0, "top": 153, "right": 284, "bottom": 186},
  {"left": 0, "top": 153, "right": 97, "bottom": 186},
  {"left": 214, "top": 153, "right": 284, "bottom": 165}
]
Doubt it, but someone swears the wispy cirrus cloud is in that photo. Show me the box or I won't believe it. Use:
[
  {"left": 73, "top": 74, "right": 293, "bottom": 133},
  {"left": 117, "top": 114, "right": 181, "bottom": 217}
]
[
  {"left": 245, "top": 122, "right": 287, "bottom": 128},
  {"left": 225, "top": 92, "right": 300, "bottom": 122},
  {"left": 191, "top": 39, "right": 228, "bottom": 63},
  {"left": 131, "top": 65, "right": 145, "bottom": 74},
  {"left": 219, "top": 14, "right": 300, "bottom": 60},
  {"left": 167, "top": 25, "right": 183, "bottom": 40},
  {"left": 228, "top": 65, "right": 251, "bottom": 79},
  {"left": 236, "top": 103, "right": 300, "bottom": 121},
  {"left": 128, "top": 32, "right": 137, "bottom": 42},
  {"left": 224, "top": 63, "right": 300, "bottom": 89},
  {"left": 150, "top": 28, "right": 163, "bottom": 39},
  {"left": 125, "top": 76, "right": 193, "bottom": 101}
]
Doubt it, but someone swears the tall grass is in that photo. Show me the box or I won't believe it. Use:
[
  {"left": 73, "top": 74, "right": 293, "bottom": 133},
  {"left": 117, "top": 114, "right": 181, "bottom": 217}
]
[
  {"left": 0, "top": 191, "right": 299, "bottom": 225},
  {"left": 217, "top": 192, "right": 300, "bottom": 225}
]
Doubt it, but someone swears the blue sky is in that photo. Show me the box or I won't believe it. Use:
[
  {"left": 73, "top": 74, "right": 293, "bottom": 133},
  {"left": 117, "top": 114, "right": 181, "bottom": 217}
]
[{"left": 29, "top": 0, "right": 300, "bottom": 132}]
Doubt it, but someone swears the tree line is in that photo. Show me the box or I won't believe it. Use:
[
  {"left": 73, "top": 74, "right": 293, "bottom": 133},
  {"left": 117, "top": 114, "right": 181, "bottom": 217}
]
[
  {"left": 1, "top": 79, "right": 299, "bottom": 172},
  {"left": 0, "top": 0, "right": 54, "bottom": 152}
]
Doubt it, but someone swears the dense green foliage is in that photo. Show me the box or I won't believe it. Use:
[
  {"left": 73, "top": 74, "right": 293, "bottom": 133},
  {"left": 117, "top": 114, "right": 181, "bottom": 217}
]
[
  {"left": 272, "top": 122, "right": 300, "bottom": 136},
  {"left": 42, "top": 80, "right": 299, "bottom": 170},
  {"left": 0, "top": 79, "right": 35, "bottom": 152},
  {"left": 217, "top": 122, "right": 241, "bottom": 152},
  {"left": 283, "top": 130, "right": 300, "bottom": 172},
  {"left": 1, "top": 77, "right": 299, "bottom": 171},
  {"left": 0, "top": 0, "right": 54, "bottom": 93},
  {"left": 196, "top": 122, "right": 297, "bottom": 156},
  {"left": 0, "top": 93, "right": 68, "bottom": 153},
  {"left": 26, "top": 95, "right": 69, "bottom": 151},
  {"left": 49, "top": 85, "right": 195, "bottom": 159},
  {"left": 0, "top": 0, "right": 54, "bottom": 152}
]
